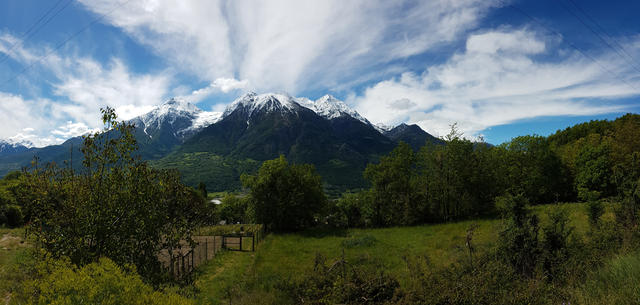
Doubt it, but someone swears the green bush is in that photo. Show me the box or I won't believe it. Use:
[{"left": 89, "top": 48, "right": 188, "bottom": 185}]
[
  {"left": 16, "top": 256, "right": 193, "bottom": 305},
  {"left": 281, "top": 254, "right": 399, "bottom": 305},
  {"left": 3, "top": 204, "right": 23, "bottom": 228}
]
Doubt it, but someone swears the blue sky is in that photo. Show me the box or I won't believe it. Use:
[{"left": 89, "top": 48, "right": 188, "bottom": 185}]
[{"left": 0, "top": 0, "right": 639, "bottom": 146}]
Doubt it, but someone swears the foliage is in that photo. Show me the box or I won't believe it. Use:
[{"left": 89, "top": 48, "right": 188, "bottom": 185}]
[
  {"left": 364, "top": 142, "right": 421, "bottom": 226},
  {"left": 242, "top": 155, "right": 327, "bottom": 232},
  {"left": 218, "top": 194, "right": 251, "bottom": 224},
  {"left": 1, "top": 204, "right": 23, "bottom": 228},
  {"left": 417, "top": 126, "right": 497, "bottom": 221},
  {"left": 281, "top": 253, "right": 399, "bottom": 305},
  {"left": 16, "top": 256, "right": 193, "bottom": 305},
  {"left": 496, "top": 194, "right": 541, "bottom": 277},
  {"left": 496, "top": 135, "right": 570, "bottom": 204},
  {"left": 24, "top": 107, "right": 207, "bottom": 282},
  {"left": 586, "top": 194, "right": 605, "bottom": 226},
  {"left": 335, "top": 191, "right": 370, "bottom": 228},
  {"left": 540, "top": 208, "right": 573, "bottom": 280},
  {"left": 575, "top": 135, "right": 614, "bottom": 199},
  {"left": 0, "top": 171, "right": 30, "bottom": 227}
]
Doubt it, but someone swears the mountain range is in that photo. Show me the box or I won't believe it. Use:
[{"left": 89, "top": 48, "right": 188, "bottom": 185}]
[{"left": 0, "top": 92, "right": 442, "bottom": 192}]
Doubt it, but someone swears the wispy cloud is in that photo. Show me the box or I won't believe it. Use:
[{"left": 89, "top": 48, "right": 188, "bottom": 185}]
[
  {"left": 78, "top": 0, "right": 501, "bottom": 93},
  {"left": 351, "top": 28, "right": 640, "bottom": 139}
]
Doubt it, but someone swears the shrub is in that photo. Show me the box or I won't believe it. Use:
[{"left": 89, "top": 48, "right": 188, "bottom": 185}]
[
  {"left": 496, "top": 194, "right": 541, "bottom": 277},
  {"left": 541, "top": 208, "right": 573, "bottom": 280},
  {"left": 16, "top": 256, "right": 194, "bottom": 305},
  {"left": 3, "top": 204, "right": 23, "bottom": 228},
  {"left": 281, "top": 253, "right": 399, "bottom": 305}
]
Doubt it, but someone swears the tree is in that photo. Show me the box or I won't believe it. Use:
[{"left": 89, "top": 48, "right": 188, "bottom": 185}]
[
  {"left": 25, "top": 107, "right": 207, "bottom": 282},
  {"left": 242, "top": 155, "right": 326, "bottom": 231},
  {"left": 364, "top": 142, "right": 421, "bottom": 226},
  {"left": 497, "top": 135, "right": 569, "bottom": 204},
  {"left": 575, "top": 135, "right": 613, "bottom": 200},
  {"left": 415, "top": 125, "right": 498, "bottom": 222},
  {"left": 197, "top": 182, "right": 208, "bottom": 199}
]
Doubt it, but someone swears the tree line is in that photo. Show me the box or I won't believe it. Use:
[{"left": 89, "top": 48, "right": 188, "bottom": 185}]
[{"left": 214, "top": 114, "right": 639, "bottom": 231}]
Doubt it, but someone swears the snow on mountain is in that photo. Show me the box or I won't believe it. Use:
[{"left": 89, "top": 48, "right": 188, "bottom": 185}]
[
  {"left": 374, "top": 123, "right": 393, "bottom": 134},
  {"left": 131, "top": 97, "right": 221, "bottom": 141},
  {"left": 298, "top": 95, "right": 371, "bottom": 125},
  {"left": 222, "top": 92, "right": 371, "bottom": 128},
  {"left": 222, "top": 92, "right": 301, "bottom": 119},
  {"left": 0, "top": 139, "right": 30, "bottom": 155}
]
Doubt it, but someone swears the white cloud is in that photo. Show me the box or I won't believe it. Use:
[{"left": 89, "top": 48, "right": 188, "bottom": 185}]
[
  {"left": 181, "top": 78, "right": 249, "bottom": 103},
  {"left": 0, "top": 33, "right": 171, "bottom": 145},
  {"left": 352, "top": 28, "right": 640, "bottom": 140},
  {"left": 0, "top": 92, "right": 51, "bottom": 143},
  {"left": 51, "top": 58, "right": 170, "bottom": 126},
  {"left": 50, "top": 121, "right": 100, "bottom": 139},
  {"left": 78, "top": 0, "right": 501, "bottom": 93}
]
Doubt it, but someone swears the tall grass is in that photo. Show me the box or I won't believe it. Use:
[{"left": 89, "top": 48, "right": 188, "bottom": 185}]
[{"left": 573, "top": 251, "right": 640, "bottom": 305}]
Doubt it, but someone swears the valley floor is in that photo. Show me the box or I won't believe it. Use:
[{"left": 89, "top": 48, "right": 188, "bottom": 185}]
[
  {"left": 2, "top": 202, "right": 637, "bottom": 304},
  {"left": 193, "top": 202, "right": 619, "bottom": 304}
]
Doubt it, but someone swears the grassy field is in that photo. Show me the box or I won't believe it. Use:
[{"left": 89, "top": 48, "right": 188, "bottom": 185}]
[
  {"left": 0, "top": 227, "right": 30, "bottom": 304},
  {"left": 0, "top": 201, "right": 626, "bottom": 304},
  {"left": 193, "top": 202, "right": 602, "bottom": 302}
]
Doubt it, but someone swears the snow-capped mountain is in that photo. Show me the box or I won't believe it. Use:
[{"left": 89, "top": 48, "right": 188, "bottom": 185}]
[
  {"left": 222, "top": 92, "right": 371, "bottom": 129},
  {"left": 0, "top": 140, "right": 30, "bottom": 156},
  {"left": 125, "top": 98, "right": 222, "bottom": 159},
  {"left": 374, "top": 123, "right": 393, "bottom": 134},
  {"left": 222, "top": 92, "right": 302, "bottom": 120},
  {"left": 297, "top": 95, "right": 371, "bottom": 125},
  {"left": 131, "top": 98, "right": 222, "bottom": 141}
]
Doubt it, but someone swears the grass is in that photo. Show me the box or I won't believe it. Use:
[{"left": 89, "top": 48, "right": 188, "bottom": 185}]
[
  {"left": 192, "top": 201, "right": 602, "bottom": 302},
  {"left": 0, "top": 227, "right": 31, "bottom": 304},
  {"left": 194, "top": 250, "right": 258, "bottom": 305},
  {"left": 197, "top": 224, "right": 264, "bottom": 236},
  {"left": 572, "top": 251, "right": 640, "bottom": 304}
]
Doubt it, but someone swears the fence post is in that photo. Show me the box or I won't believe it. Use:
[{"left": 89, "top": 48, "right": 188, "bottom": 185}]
[
  {"left": 214, "top": 236, "right": 217, "bottom": 255},
  {"left": 181, "top": 254, "right": 185, "bottom": 277},
  {"left": 240, "top": 235, "right": 243, "bottom": 251},
  {"left": 192, "top": 250, "right": 195, "bottom": 271},
  {"left": 205, "top": 238, "right": 208, "bottom": 261},
  {"left": 252, "top": 233, "right": 255, "bottom": 252}
]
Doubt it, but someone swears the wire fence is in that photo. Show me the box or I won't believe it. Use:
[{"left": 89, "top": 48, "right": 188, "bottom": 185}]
[{"left": 159, "top": 226, "right": 265, "bottom": 278}]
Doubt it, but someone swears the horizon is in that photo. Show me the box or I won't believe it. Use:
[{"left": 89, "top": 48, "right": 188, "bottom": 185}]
[{"left": 1, "top": 0, "right": 640, "bottom": 146}]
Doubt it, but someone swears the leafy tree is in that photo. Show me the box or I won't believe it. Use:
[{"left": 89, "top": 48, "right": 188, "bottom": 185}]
[
  {"left": 25, "top": 107, "right": 207, "bottom": 282},
  {"left": 497, "top": 135, "right": 569, "bottom": 204},
  {"left": 575, "top": 135, "right": 614, "bottom": 199},
  {"left": 364, "top": 142, "right": 421, "bottom": 226},
  {"left": 218, "top": 194, "right": 250, "bottom": 224},
  {"left": 417, "top": 126, "right": 496, "bottom": 222},
  {"left": 336, "top": 191, "right": 370, "bottom": 228},
  {"left": 242, "top": 155, "right": 326, "bottom": 231}
]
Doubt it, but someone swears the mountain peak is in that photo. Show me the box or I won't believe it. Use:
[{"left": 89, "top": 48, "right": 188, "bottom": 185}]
[
  {"left": 299, "top": 95, "right": 370, "bottom": 125},
  {"left": 157, "top": 97, "right": 199, "bottom": 114},
  {"left": 223, "top": 92, "right": 300, "bottom": 118},
  {"left": 131, "top": 97, "right": 221, "bottom": 141}
]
